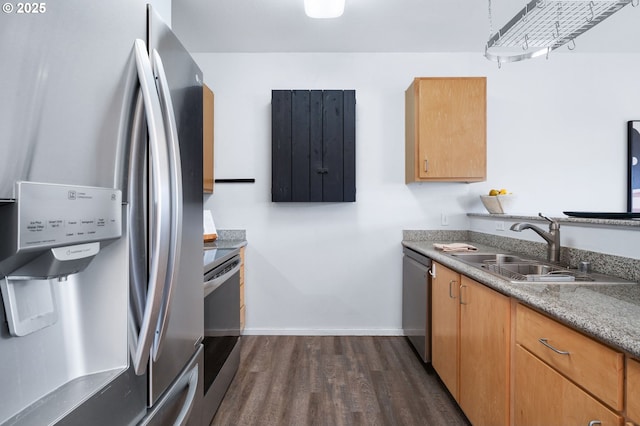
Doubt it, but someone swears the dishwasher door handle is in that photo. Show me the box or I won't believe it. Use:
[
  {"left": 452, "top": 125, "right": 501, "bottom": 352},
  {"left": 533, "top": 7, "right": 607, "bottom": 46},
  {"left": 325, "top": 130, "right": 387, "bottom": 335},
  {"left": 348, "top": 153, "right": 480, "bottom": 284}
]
[{"left": 204, "top": 262, "right": 241, "bottom": 297}]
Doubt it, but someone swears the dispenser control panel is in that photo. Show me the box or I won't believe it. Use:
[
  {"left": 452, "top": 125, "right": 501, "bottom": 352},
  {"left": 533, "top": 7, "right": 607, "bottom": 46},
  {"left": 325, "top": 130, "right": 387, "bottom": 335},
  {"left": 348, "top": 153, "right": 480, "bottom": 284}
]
[{"left": 16, "top": 182, "right": 122, "bottom": 251}]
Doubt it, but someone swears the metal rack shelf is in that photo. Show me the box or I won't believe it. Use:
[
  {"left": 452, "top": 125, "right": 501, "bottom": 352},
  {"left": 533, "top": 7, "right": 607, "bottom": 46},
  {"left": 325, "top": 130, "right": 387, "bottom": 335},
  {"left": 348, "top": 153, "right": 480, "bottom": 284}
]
[{"left": 485, "top": 0, "right": 635, "bottom": 64}]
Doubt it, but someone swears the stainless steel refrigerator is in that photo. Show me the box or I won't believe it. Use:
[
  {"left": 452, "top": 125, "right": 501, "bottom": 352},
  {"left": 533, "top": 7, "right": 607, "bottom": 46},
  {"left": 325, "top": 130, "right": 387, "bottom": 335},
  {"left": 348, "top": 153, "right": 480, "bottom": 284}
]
[{"left": 0, "top": 2, "right": 204, "bottom": 425}]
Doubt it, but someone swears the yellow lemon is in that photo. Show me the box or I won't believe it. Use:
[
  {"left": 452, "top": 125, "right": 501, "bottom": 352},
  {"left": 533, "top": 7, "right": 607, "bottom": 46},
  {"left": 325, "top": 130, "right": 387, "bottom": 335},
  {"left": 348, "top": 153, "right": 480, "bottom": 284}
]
[
  {"left": 489, "top": 189, "right": 499, "bottom": 196},
  {"left": 499, "top": 189, "right": 508, "bottom": 195}
]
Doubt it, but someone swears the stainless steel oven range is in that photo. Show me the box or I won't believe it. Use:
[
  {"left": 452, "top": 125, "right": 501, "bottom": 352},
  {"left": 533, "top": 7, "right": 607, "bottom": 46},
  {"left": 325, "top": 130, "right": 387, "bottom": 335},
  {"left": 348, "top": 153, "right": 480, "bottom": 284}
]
[{"left": 202, "top": 247, "right": 242, "bottom": 424}]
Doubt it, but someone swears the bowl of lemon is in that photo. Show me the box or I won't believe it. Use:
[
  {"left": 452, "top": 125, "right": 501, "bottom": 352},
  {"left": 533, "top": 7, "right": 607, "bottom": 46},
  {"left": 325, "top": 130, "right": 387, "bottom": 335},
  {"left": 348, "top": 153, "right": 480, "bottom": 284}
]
[{"left": 480, "top": 189, "right": 514, "bottom": 214}]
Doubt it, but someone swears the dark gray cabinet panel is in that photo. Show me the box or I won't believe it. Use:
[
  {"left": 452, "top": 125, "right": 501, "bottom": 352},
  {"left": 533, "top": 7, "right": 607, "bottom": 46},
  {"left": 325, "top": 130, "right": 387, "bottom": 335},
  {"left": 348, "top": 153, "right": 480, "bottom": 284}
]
[
  {"left": 272, "top": 90, "right": 356, "bottom": 202},
  {"left": 272, "top": 90, "right": 292, "bottom": 201}
]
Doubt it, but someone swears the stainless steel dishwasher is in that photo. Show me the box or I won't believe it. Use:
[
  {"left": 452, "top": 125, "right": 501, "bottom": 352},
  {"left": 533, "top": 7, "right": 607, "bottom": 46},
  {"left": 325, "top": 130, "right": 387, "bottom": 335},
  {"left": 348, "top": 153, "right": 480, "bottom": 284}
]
[{"left": 402, "top": 247, "right": 432, "bottom": 363}]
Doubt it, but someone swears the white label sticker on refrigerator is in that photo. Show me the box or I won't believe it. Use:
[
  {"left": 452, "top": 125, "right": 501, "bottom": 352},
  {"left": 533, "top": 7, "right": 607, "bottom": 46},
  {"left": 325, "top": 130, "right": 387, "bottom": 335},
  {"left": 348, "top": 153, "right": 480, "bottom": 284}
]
[{"left": 16, "top": 182, "right": 122, "bottom": 250}]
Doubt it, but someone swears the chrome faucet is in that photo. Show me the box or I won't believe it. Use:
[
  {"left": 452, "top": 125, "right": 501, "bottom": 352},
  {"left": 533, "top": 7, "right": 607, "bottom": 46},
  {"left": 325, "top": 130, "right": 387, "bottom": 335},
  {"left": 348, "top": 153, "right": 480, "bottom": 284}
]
[{"left": 510, "top": 213, "right": 561, "bottom": 262}]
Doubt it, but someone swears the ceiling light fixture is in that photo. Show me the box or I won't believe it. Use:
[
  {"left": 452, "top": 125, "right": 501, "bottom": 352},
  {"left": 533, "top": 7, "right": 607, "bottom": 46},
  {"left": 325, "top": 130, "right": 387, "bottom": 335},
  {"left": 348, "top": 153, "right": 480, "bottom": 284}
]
[{"left": 304, "top": 0, "right": 345, "bottom": 18}]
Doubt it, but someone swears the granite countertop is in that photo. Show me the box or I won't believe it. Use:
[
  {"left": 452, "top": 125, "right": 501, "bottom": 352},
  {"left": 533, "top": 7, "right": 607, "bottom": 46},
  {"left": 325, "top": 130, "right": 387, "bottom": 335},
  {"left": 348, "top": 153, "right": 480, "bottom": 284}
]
[
  {"left": 204, "top": 239, "right": 247, "bottom": 250},
  {"left": 403, "top": 239, "right": 640, "bottom": 359},
  {"left": 204, "top": 229, "right": 247, "bottom": 250},
  {"left": 468, "top": 213, "right": 640, "bottom": 228}
]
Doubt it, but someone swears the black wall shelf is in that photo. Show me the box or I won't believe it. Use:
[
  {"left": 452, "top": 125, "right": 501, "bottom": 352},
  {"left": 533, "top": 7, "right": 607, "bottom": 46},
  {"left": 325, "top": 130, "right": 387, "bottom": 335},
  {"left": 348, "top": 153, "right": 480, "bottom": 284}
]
[{"left": 214, "top": 179, "right": 256, "bottom": 183}]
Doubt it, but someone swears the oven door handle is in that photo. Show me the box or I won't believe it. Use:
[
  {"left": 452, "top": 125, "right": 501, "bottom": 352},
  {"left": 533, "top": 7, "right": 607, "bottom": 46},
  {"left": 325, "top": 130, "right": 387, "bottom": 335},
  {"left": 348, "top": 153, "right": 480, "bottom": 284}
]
[{"left": 204, "top": 262, "right": 241, "bottom": 298}]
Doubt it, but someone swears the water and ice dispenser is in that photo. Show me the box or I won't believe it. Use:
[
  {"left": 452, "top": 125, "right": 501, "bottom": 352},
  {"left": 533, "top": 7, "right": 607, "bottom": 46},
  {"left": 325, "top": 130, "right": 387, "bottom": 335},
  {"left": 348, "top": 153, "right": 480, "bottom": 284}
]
[{"left": 0, "top": 181, "right": 122, "bottom": 336}]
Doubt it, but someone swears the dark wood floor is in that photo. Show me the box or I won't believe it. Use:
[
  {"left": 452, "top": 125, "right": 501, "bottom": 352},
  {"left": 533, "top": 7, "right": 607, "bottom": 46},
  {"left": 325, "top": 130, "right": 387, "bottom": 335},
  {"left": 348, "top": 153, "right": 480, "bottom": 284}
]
[{"left": 210, "top": 336, "right": 470, "bottom": 426}]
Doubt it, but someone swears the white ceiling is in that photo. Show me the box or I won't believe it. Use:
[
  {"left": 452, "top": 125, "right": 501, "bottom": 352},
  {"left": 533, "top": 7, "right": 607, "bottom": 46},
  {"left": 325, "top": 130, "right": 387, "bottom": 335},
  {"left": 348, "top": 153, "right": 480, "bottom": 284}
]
[{"left": 171, "top": 0, "right": 640, "bottom": 53}]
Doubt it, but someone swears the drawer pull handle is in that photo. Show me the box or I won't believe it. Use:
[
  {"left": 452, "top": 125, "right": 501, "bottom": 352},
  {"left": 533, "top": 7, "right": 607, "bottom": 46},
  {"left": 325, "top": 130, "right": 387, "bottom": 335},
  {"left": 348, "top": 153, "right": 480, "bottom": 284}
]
[
  {"left": 538, "top": 338, "right": 570, "bottom": 355},
  {"left": 460, "top": 284, "right": 467, "bottom": 305},
  {"left": 448, "top": 280, "right": 457, "bottom": 299},
  {"left": 588, "top": 421, "right": 601, "bottom": 426}
]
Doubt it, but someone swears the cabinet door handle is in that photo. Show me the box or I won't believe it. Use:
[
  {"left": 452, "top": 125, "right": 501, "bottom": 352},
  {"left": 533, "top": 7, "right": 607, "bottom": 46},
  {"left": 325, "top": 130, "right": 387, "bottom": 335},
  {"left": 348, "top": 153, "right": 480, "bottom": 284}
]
[
  {"left": 588, "top": 421, "right": 602, "bottom": 426},
  {"left": 459, "top": 284, "right": 467, "bottom": 305},
  {"left": 424, "top": 159, "right": 428, "bottom": 172},
  {"left": 448, "top": 280, "right": 457, "bottom": 299},
  {"left": 538, "top": 338, "right": 570, "bottom": 355}
]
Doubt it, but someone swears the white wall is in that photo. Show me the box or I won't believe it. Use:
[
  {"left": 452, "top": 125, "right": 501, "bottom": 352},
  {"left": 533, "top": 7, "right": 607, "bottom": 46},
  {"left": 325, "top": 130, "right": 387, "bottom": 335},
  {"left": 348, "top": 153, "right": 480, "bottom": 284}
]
[
  {"left": 193, "top": 52, "right": 640, "bottom": 335},
  {"left": 152, "top": 0, "right": 172, "bottom": 26}
]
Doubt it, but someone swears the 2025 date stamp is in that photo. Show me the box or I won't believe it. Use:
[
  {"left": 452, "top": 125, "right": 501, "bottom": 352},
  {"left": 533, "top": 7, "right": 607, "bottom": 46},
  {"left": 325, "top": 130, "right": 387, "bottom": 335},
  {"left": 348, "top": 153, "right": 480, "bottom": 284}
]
[{"left": 2, "top": 2, "right": 47, "bottom": 14}]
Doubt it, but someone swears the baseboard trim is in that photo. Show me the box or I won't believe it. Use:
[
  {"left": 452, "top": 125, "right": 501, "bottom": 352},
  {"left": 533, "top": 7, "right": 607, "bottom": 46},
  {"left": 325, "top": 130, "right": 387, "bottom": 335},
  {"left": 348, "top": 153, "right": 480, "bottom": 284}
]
[{"left": 242, "top": 328, "right": 403, "bottom": 336}]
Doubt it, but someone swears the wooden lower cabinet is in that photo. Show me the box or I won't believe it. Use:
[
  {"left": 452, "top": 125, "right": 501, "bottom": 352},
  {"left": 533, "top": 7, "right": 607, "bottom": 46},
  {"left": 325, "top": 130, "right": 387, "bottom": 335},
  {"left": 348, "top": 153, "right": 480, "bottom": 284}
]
[
  {"left": 459, "top": 276, "right": 510, "bottom": 426},
  {"left": 428, "top": 261, "right": 632, "bottom": 426},
  {"left": 515, "top": 345, "right": 623, "bottom": 426},
  {"left": 430, "top": 262, "right": 510, "bottom": 426},
  {"left": 516, "top": 303, "right": 624, "bottom": 411},
  {"left": 628, "top": 358, "right": 640, "bottom": 424},
  {"left": 431, "top": 262, "right": 460, "bottom": 399},
  {"left": 239, "top": 246, "right": 245, "bottom": 332}
]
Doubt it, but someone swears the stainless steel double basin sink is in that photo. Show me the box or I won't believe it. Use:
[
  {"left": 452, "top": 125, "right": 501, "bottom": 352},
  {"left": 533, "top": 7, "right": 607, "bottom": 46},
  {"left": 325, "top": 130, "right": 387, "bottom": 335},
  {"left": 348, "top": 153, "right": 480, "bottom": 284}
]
[{"left": 448, "top": 252, "right": 634, "bottom": 285}]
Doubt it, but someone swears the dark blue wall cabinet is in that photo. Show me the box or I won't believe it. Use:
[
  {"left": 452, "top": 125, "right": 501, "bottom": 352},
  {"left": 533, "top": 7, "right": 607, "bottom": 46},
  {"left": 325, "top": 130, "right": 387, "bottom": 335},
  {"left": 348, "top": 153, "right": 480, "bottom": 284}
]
[{"left": 272, "top": 90, "right": 356, "bottom": 202}]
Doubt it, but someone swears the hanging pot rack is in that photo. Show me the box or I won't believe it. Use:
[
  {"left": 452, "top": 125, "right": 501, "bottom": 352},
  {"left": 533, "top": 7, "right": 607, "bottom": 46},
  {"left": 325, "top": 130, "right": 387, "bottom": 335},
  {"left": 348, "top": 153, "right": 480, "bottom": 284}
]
[{"left": 485, "top": 0, "right": 637, "bottom": 64}]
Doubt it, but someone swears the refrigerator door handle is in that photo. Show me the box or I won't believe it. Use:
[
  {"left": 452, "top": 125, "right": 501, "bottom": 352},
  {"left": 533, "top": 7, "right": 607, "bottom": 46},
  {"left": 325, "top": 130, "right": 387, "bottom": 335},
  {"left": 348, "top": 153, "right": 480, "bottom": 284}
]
[
  {"left": 150, "top": 49, "right": 183, "bottom": 361},
  {"left": 138, "top": 363, "right": 199, "bottom": 426},
  {"left": 173, "top": 365, "right": 199, "bottom": 426},
  {"left": 130, "top": 38, "right": 172, "bottom": 375},
  {"left": 128, "top": 91, "right": 148, "bottom": 327}
]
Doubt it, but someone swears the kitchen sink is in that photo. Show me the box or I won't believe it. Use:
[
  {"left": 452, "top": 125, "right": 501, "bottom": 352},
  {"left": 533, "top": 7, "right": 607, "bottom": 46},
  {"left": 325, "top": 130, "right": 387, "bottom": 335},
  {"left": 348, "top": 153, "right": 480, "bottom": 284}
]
[
  {"left": 449, "top": 253, "right": 529, "bottom": 264},
  {"left": 482, "top": 263, "right": 580, "bottom": 282},
  {"left": 486, "top": 263, "right": 555, "bottom": 276},
  {"left": 447, "top": 251, "right": 635, "bottom": 285}
]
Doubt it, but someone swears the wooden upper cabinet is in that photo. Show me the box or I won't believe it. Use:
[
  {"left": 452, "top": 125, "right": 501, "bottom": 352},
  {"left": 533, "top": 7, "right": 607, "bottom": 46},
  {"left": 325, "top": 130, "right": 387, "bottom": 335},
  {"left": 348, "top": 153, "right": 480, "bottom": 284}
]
[
  {"left": 203, "top": 83, "right": 214, "bottom": 193},
  {"left": 405, "top": 77, "right": 486, "bottom": 183}
]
